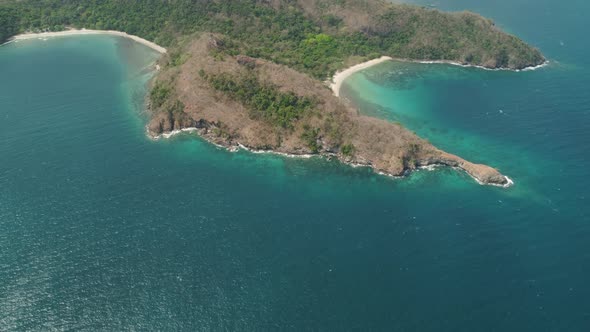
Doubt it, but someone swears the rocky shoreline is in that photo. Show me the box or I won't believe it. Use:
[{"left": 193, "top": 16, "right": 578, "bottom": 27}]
[
  {"left": 145, "top": 35, "right": 514, "bottom": 188},
  {"left": 147, "top": 119, "right": 512, "bottom": 188},
  {"left": 397, "top": 58, "right": 550, "bottom": 72}
]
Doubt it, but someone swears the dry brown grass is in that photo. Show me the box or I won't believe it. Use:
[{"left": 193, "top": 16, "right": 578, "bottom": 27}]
[{"left": 148, "top": 33, "right": 508, "bottom": 185}]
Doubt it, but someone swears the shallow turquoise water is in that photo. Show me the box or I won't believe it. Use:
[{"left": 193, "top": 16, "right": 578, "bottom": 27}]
[{"left": 1, "top": 1, "right": 590, "bottom": 330}]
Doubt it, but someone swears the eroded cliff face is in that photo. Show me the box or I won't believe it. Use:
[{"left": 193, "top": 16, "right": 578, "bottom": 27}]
[{"left": 147, "top": 35, "right": 510, "bottom": 187}]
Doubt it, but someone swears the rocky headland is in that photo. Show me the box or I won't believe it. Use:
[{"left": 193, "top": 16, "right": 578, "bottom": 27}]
[
  {"left": 147, "top": 35, "right": 513, "bottom": 187},
  {"left": 0, "top": 0, "right": 545, "bottom": 187}
]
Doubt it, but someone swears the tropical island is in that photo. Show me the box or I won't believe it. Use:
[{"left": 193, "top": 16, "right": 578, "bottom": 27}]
[{"left": 0, "top": 0, "right": 546, "bottom": 186}]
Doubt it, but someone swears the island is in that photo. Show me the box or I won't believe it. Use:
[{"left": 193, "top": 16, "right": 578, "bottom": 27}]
[{"left": 0, "top": 0, "right": 546, "bottom": 186}]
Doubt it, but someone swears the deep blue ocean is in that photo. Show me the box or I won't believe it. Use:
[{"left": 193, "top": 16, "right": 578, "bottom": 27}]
[{"left": 1, "top": 0, "right": 589, "bottom": 330}]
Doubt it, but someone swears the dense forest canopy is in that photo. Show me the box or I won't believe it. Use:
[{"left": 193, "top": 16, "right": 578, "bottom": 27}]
[
  {"left": 0, "top": 6, "right": 18, "bottom": 43},
  {"left": 0, "top": 0, "right": 545, "bottom": 77}
]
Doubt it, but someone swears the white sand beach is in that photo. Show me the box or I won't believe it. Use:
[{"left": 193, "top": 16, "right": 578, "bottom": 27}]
[
  {"left": 328, "top": 56, "right": 548, "bottom": 97},
  {"left": 330, "top": 56, "right": 392, "bottom": 97},
  {"left": 11, "top": 29, "right": 167, "bottom": 54}
]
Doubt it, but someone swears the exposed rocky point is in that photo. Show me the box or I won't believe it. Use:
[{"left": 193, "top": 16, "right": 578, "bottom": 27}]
[{"left": 147, "top": 35, "right": 510, "bottom": 187}]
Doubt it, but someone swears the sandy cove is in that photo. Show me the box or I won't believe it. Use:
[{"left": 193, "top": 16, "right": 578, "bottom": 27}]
[
  {"left": 329, "top": 56, "right": 549, "bottom": 96},
  {"left": 330, "top": 56, "right": 393, "bottom": 97},
  {"left": 10, "top": 29, "right": 167, "bottom": 54}
]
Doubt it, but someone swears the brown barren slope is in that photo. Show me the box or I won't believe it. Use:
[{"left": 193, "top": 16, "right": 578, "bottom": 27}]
[{"left": 148, "top": 35, "right": 511, "bottom": 187}]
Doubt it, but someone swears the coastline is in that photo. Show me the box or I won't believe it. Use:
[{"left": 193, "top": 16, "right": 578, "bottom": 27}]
[
  {"left": 329, "top": 56, "right": 548, "bottom": 96},
  {"left": 9, "top": 29, "right": 167, "bottom": 54},
  {"left": 0, "top": 40, "right": 16, "bottom": 47},
  {"left": 148, "top": 126, "right": 513, "bottom": 188},
  {"left": 146, "top": 43, "right": 519, "bottom": 187},
  {"left": 330, "top": 56, "right": 393, "bottom": 97},
  {"left": 323, "top": 55, "right": 529, "bottom": 187},
  {"left": 398, "top": 58, "right": 550, "bottom": 72}
]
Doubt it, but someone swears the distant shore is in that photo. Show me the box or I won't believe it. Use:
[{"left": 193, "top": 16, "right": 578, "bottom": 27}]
[
  {"left": 329, "top": 56, "right": 549, "bottom": 96},
  {"left": 396, "top": 58, "right": 550, "bottom": 72},
  {"left": 10, "top": 29, "right": 167, "bottom": 54}
]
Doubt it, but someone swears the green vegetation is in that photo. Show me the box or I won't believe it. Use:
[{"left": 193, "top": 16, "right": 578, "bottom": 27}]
[
  {"left": 341, "top": 143, "right": 355, "bottom": 157},
  {"left": 404, "top": 142, "right": 422, "bottom": 167},
  {"left": 364, "top": 5, "right": 545, "bottom": 69},
  {"left": 207, "top": 72, "right": 315, "bottom": 129},
  {"left": 168, "top": 51, "right": 190, "bottom": 67},
  {"left": 318, "top": 112, "right": 346, "bottom": 147},
  {"left": 0, "top": 0, "right": 544, "bottom": 76},
  {"left": 212, "top": 122, "right": 232, "bottom": 139},
  {"left": 166, "top": 99, "right": 185, "bottom": 115},
  {"left": 0, "top": 7, "right": 18, "bottom": 44},
  {"left": 149, "top": 79, "right": 185, "bottom": 122},
  {"left": 149, "top": 82, "right": 172, "bottom": 108},
  {"left": 301, "top": 125, "right": 321, "bottom": 153}
]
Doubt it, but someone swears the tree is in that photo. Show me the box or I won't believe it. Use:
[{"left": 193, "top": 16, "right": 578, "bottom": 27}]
[{"left": 0, "top": 7, "right": 19, "bottom": 44}]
